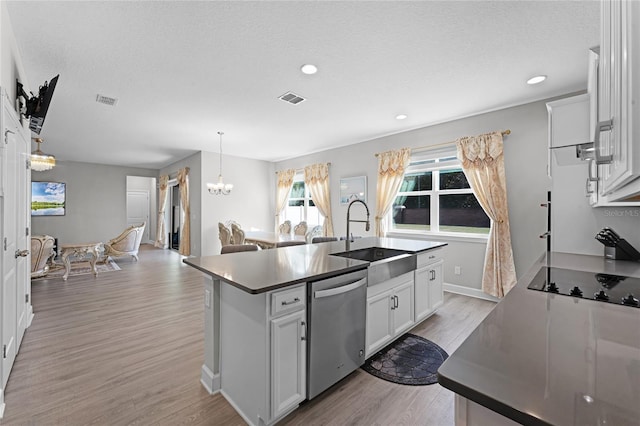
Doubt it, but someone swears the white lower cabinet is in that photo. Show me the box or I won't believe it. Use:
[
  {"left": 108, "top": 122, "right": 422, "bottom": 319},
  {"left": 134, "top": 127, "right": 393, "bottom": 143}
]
[
  {"left": 270, "top": 309, "right": 306, "bottom": 420},
  {"left": 365, "top": 272, "right": 415, "bottom": 357},
  {"left": 414, "top": 260, "right": 443, "bottom": 322},
  {"left": 365, "top": 249, "right": 446, "bottom": 359},
  {"left": 218, "top": 282, "right": 306, "bottom": 426}
]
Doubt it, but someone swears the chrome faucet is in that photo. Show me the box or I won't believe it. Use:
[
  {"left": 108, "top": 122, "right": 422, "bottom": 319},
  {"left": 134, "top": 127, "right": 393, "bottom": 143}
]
[{"left": 346, "top": 199, "right": 370, "bottom": 251}]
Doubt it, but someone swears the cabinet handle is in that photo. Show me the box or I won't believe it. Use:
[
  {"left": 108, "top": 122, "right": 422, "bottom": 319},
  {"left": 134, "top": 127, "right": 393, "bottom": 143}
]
[
  {"left": 394, "top": 295, "right": 399, "bottom": 309},
  {"left": 594, "top": 119, "right": 614, "bottom": 164},
  {"left": 586, "top": 159, "right": 598, "bottom": 182},
  {"left": 428, "top": 255, "right": 435, "bottom": 259},
  {"left": 585, "top": 178, "right": 594, "bottom": 196},
  {"left": 281, "top": 297, "right": 300, "bottom": 306},
  {"left": 390, "top": 295, "right": 395, "bottom": 310},
  {"left": 300, "top": 321, "right": 306, "bottom": 341}
]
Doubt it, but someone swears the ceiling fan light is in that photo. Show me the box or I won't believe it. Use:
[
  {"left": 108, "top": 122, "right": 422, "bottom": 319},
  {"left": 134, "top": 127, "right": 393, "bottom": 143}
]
[{"left": 30, "top": 138, "right": 56, "bottom": 172}]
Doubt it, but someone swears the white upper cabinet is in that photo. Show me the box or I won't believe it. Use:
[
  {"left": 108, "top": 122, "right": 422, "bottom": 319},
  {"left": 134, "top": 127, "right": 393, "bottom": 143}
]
[{"left": 596, "top": 0, "right": 640, "bottom": 195}]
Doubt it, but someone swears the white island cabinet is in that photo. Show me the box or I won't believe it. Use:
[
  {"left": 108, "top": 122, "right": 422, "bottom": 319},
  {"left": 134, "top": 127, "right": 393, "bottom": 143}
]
[
  {"left": 365, "top": 272, "right": 415, "bottom": 358},
  {"left": 365, "top": 248, "right": 445, "bottom": 359},
  {"left": 202, "top": 276, "right": 306, "bottom": 426},
  {"left": 414, "top": 249, "right": 444, "bottom": 322}
]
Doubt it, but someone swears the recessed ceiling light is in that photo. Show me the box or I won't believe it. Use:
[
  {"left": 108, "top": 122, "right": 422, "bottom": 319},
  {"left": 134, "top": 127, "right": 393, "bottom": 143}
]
[
  {"left": 527, "top": 75, "right": 547, "bottom": 85},
  {"left": 396, "top": 114, "right": 408, "bottom": 120},
  {"left": 301, "top": 64, "right": 318, "bottom": 75}
]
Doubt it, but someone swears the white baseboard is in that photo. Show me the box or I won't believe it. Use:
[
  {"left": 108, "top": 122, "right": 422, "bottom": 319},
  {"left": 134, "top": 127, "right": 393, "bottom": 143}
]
[
  {"left": 443, "top": 282, "right": 500, "bottom": 303},
  {"left": 0, "top": 388, "right": 5, "bottom": 419},
  {"left": 27, "top": 306, "right": 34, "bottom": 328},
  {"left": 220, "top": 389, "right": 257, "bottom": 426},
  {"left": 200, "top": 364, "right": 220, "bottom": 394}
]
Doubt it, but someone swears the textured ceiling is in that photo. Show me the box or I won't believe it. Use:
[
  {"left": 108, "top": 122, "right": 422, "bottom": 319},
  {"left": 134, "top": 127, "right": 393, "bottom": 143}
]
[{"left": 6, "top": 1, "right": 599, "bottom": 169}]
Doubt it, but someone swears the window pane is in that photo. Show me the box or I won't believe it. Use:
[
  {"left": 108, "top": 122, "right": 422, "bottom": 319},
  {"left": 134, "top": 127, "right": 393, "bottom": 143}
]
[
  {"left": 307, "top": 205, "right": 322, "bottom": 228},
  {"left": 309, "top": 199, "right": 316, "bottom": 207},
  {"left": 440, "top": 168, "right": 470, "bottom": 190},
  {"left": 439, "top": 194, "right": 490, "bottom": 234},
  {"left": 392, "top": 195, "right": 430, "bottom": 231},
  {"left": 290, "top": 181, "right": 305, "bottom": 198},
  {"left": 399, "top": 172, "right": 432, "bottom": 192},
  {"left": 288, "top": 199, "right": 304, "bottom": 207}
]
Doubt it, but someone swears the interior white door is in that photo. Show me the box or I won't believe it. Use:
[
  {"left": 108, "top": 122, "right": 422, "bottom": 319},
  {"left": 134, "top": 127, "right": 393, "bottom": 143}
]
[
  {"left": 1, "top": 109, "right": 18, "bottom": 387},
  {"left": 15, "top": 114, "right": 29, "bottom": 349},
  {"left": 127, "top": 190, "right": 150, "bottom": 243}
]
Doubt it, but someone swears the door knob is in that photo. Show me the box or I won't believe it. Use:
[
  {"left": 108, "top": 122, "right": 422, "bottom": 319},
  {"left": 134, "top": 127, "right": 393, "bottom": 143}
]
[{"left": 15, "top": 249, "right": 29, "bottom": 258}]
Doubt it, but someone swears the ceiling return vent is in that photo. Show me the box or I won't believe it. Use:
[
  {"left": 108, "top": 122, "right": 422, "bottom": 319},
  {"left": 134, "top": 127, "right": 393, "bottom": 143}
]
[
  {"left": 95, "top": 94, "right": 118, "bottom": 106},
  {"left": 278, "top": 91, "right": 306, "bottom": 105}
]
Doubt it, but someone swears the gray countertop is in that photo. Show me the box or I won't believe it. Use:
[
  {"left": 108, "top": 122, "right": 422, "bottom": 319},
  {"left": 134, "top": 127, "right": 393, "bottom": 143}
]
[
  {"left": 437, "top": 252, "right": 640, "bottom": 426},
  {"left": 183, "top": 237, "right": 447, "bottom": 294}
]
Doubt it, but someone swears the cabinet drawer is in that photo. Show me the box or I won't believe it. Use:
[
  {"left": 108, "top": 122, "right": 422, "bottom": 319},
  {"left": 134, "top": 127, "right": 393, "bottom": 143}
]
[
  {"left": 416, "top": 249, "right": 443, "bottom": 268},
  {"left": 270, "top": 285, "right": 306, "bottom": 317}
]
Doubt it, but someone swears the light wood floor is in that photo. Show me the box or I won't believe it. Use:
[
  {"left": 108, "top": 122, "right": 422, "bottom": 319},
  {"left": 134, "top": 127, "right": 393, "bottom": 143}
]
[{"left": 2, "top": 245, "right": 496, "bottom": 425}]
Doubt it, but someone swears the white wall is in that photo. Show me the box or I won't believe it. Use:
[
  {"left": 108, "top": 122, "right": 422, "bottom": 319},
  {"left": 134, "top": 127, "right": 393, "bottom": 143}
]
[
  {"left": 200, "top": 151, "right": 274, "bottom": 256},
  {"left": 31, "top": 161, "right": 157, "bottom": 247},
  {"left": 275, "top": 100, "right": 552, "bottom": 291},
  {"left": 552, "top": 162, "right": 640, "bottom": 255}
]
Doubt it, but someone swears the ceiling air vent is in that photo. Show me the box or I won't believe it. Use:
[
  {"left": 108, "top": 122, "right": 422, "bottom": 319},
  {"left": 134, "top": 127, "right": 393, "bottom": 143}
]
[
  {"left": 278, "top": 91, "right": 306, "bottom": 105},
  {"left": 96, "top": 94, "right": 118, "bottom": 106}
]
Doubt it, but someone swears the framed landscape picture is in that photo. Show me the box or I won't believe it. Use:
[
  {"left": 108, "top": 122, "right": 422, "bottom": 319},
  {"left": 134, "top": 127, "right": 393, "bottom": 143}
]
[
  {"left": 340, "top": 176, "right": 367, "bottom": 205},
  {"left": 31, "top": 182, "right": 66, "bottom": 216}
]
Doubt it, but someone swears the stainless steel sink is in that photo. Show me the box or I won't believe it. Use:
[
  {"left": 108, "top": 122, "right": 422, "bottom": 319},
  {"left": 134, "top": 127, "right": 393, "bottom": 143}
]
[
  {"left": 330, "top": 247, "right": 417, "bottom": 286},
  {"left": 330, "top": 247, "right": 407, "bottom": 262}
]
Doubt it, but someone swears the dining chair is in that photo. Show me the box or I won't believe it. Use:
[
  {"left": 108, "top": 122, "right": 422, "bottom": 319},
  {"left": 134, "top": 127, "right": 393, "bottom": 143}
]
[
  {"left": 221, "top": 244, "right": 259, "bottom": 254},
  {"left": 293, "top": 221, "right": 308, "bottom": 236},
  {"left": 231, "top": 223, "right": 245, "bottom": 245},
  {"left": 275, "top": 240, "right": 307, "bottom": 248},
  {"left": 279, "top": 220, "right": 292, "bottom": 235},
  {"left": 218, "top": 222, "right": 233, "bottom": 246},
  {"left": 311, "top": 237, "right": 338, "bottom": 244},
  {"left": 305, "top": 225, "right": 323, "bottom": 243}
]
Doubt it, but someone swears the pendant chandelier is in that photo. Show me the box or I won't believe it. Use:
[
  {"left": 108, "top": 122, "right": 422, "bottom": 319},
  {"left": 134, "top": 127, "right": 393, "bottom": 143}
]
[
  {"left": 207, "top": 131, "right": 233, "bottom": 195},
  {"left": 31, "top": 138, "right": 56, "bottom": 171}
]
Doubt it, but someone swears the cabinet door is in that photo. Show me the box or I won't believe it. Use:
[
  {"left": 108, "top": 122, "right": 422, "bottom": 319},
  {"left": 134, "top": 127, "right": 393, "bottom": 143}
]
[
  {"left": 392, "top": 280, "right": 414, "bottom": 336},
  {"left": 366, "top": 289, "right": 393, "bottom": 357},
  {"left": 414, "top": 266, "right": 431, "bottom": 323},
  {"left": 271, "top": 310, "right": 306, "bottom": 419},
  {"left": 428, "top": 261, "right": 444, "bottom": 311},
  {"left": 599, "top": 0, "right": 639, "bottom": 193}
]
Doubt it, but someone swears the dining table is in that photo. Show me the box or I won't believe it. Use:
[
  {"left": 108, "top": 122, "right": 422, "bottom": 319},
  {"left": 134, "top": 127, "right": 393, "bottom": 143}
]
[{"left": 244, "top": 231, "right": 307, "bottom": 249}]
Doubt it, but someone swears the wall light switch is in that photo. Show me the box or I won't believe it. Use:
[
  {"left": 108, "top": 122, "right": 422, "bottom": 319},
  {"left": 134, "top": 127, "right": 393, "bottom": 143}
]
[
  {"left": 454, "top": 266, "right": 461, "bottom": 275},
  {"left": 205, "top": 289, "right": 211, "bottom": 308}
]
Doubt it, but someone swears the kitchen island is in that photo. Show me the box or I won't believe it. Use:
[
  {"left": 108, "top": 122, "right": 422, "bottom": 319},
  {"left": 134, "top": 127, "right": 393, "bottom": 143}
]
[
  {"left": 437, "top": 252, "right": 640, "bottom": 426},
  {"left": 184, "top": 237, "right": 446, "bottom": 426}
]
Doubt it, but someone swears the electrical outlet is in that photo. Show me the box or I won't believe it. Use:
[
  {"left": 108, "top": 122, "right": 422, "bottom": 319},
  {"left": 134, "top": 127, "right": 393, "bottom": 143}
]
[
  {"left": 454, "top": 266, "right": 461, "bottom": 275},
  {"left": 205, "top": 289, "right": 211, "bottom": 308}
]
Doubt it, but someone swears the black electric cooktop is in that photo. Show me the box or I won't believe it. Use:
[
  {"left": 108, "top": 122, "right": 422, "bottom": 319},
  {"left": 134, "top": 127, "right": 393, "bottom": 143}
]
[{"left": 528, "top": 267, "right": 640, "bottom": 309}]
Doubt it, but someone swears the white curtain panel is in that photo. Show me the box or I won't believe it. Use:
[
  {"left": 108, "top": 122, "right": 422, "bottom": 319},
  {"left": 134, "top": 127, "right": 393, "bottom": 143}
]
[
  {"left": 456, "top": 131, "right": 516, "bottom": 298},
  {"left": 304, "top": 163, "right": 334, "bottom": 236},
  {"left": 375, "top": 148, "right": 411, "bottom": 237},
  {"left": 275, "top": 169, "right": 296, "bottom": 232},
  {"left": 154, "top": 175, "right": 169, "bottom": 248}
]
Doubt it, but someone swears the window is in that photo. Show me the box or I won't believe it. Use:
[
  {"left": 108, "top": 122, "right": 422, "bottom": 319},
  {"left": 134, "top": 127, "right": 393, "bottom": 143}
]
[
  {"left": 284, "top": 174, "right": 322, "bottom": 227},
  {"left": 390, "top": 151, "right": 490, "bottom": 235}
]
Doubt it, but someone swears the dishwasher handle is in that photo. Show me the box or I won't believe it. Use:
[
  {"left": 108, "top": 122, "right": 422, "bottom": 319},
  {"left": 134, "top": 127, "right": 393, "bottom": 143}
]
[{"left": 314, "top": 278, "right": 367, "bottom": 299}]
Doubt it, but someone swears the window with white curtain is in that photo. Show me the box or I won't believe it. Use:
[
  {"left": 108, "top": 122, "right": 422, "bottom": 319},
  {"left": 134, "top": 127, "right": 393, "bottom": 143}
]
[
  {"left": 284, "top": 173, "right": 322, "bottom": 227},
  {"left": 388, "top": 147, "right": 490, "bottom": 236}
]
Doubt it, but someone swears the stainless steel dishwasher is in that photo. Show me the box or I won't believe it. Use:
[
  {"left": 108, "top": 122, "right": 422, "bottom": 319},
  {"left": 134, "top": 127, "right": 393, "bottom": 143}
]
[{"left": 307, "top": 269, "right": 367, "bottom": 400}]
